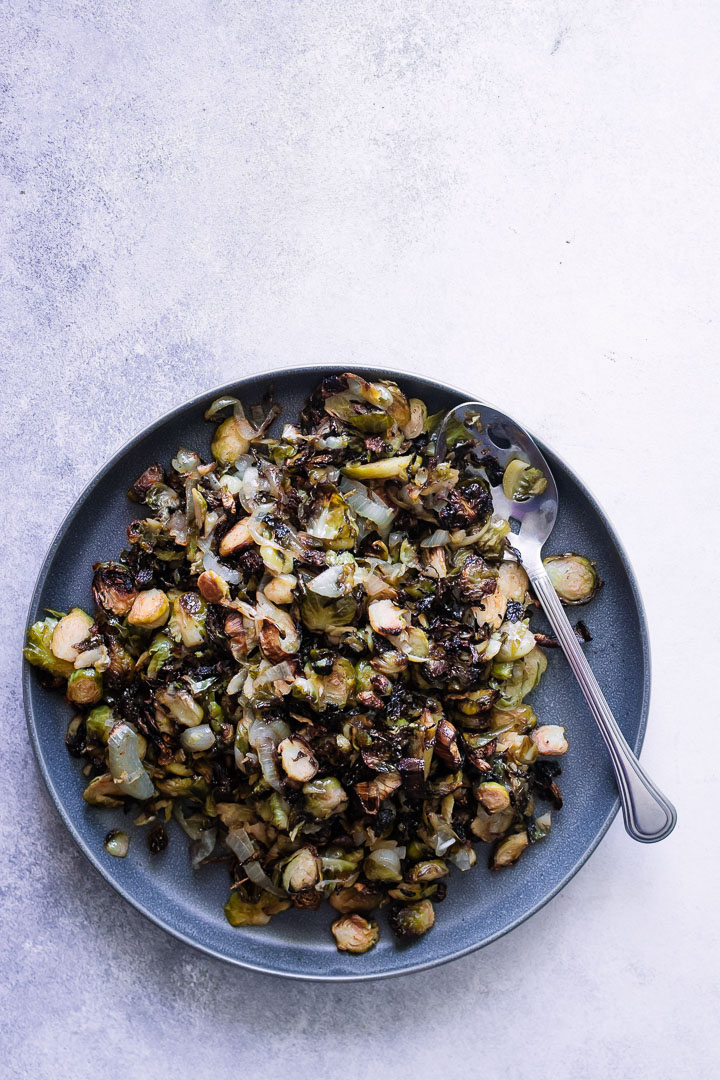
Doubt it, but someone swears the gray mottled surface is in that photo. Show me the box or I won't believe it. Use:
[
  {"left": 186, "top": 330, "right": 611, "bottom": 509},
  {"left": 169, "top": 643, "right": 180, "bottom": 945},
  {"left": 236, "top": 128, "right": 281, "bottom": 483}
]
[{"left": 1, "top": 2, "right": 718, "bottom": 1078}]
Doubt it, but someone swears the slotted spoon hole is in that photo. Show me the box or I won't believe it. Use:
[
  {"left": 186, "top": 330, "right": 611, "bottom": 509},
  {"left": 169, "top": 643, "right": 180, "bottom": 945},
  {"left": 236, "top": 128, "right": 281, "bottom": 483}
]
[
  {"left": 508, "top": 515, "right": 522, "bottom": 534},
  {"left": 487, "top": 424, "right": 512, "bottom": 450}
]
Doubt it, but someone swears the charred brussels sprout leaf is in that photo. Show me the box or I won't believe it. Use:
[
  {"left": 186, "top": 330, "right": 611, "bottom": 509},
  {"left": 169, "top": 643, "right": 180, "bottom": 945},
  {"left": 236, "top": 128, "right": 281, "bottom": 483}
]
[{"left": 502, "top": 459, "right": 548, "bottom": 502}]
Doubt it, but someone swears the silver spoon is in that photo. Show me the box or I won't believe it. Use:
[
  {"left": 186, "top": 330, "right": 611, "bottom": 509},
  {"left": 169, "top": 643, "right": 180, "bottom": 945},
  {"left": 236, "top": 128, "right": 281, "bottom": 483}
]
[{"left": 437, "top": 400, "right": 676, "bottom": 843}]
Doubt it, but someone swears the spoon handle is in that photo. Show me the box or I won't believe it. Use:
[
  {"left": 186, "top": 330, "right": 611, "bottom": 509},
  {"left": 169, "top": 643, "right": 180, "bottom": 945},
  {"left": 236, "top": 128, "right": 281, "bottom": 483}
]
[{"left": 527, "top": 564, "right": 677, "bottom": 843}]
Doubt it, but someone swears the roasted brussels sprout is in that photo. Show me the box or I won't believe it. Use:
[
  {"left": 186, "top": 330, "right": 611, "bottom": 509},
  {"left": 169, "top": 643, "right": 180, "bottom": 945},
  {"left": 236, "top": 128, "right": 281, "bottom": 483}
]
[
  {"left": 51, "top": 608, "right": 94, "bottom": 663},
  {"left": 303, "top": 777, "right": 348, "bottom": 819},
  {"left": 531, "top": 725, "right": 569, "bottom": 755},
  {"left": 127, "top": 589, "right": 170, "bottom": 630},
  {"left": 282, "top": 847, "right": 322, "bottom": 893},
  {"left": 104, "top": 830, "right": 130, "bottom": 858},
  {"left": 329, "top": 883, "right": 384, "bottom": 914},
  {"left": 279, "top": 737, "right": 318, "bottom": 782},
  {"left": 23, "top": 616, "right": 75, "bottom": 678},
  {"left": 331, "top": 914, "right": 380, "bottom": 953},
  {"left": 492, "top": 830, "right": 529, "bottom": 869},
  {"left": 389, "top": 899, "right": 435, "bottom": 939},
  {"left": 212, "top": 415, "right": 250, "bottom": 464},
  {"left": 543, "top": 553, "right": 601, "bottom": 605}
]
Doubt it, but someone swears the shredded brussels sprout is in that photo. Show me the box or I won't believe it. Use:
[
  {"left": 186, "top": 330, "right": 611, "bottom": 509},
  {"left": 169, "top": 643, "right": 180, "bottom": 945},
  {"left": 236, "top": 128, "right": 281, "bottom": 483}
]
[{"left": 24, "top": 372, "right": 601, "bottom": 953}]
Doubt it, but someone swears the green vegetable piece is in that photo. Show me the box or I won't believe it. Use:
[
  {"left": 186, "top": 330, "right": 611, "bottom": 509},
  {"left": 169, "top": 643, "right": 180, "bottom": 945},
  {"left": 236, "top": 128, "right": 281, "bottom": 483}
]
[
  {"left": 543, "top": 553, "right": 601, "bottom": 605},
  {"left": 389, "top": 899, "right": 435, "bottom": 938},
  {"left": 224, "top": 890, "right": 291, "bottom": 926},
  {"left": 331, "top": 914, "right": 379, "bottom": 954},
  {"left": 212, "top": 415, "right": 250, "bottom": 464},
  {"left": 492, "top": 830, "right": 529, "bottom": 869},
  {"left": 24, "top": 616, "right": 75, "bottom": 678},
  {"left": 104, "top": 830, "right": 130, "bottom": 858},
  {"left": 66, "top": 668, "right": 103, "bottom": 705},
  {"left": 86, "top": 705, "right": 115, "bottom": 744},
  {"left": 303, "top": 777, "right": 348, "bottom": 819},
  {"left": 502, "top": 459, "right": 548, "bottom": 502},
  {"left": 342, "top": 454, "right": 413, "bottom": 481},
  {"left": 282, "top": 847, "right": 322, "bottom": 893}
]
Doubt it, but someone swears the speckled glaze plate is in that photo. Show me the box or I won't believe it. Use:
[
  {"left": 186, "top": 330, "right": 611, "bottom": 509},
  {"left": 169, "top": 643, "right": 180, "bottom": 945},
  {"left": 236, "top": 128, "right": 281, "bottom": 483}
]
[{"left": 23, "top": 366, "right": 650, "bottom": 981}]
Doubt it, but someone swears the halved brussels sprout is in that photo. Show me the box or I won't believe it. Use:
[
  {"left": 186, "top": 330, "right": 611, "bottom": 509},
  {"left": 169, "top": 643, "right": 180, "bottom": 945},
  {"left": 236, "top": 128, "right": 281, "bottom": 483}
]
[
  {"left": 300, "top": 592, "right": 356, "bottom": 631},
  {"left": 388, "top": 899, "right": 435, "bottom": 938},
  {"left": 496, "top": 619, "right": 536, "bottom": 662},
  {"left": 543, "top": 553, "right": 601, "bottom": 605},
  {"left": 303, "top": 777, "right": 348, "bottom": 819},
  {"left": 282, "top": 847, "right": 322, "bottom": 893},
  {"left": 492, "top": 830, "right": 529, "bottom": 869},
  {"left": 155, "top": 685, "right": 204, "bottom": 727},
  {"left": 86, "top": 705, "right": 115, "bottom": 744},
  {"left": 494, "top": 647, "right": 548, "bottom": 709},
  {"left": 127, "top": 589, "right": 170, "bottom": 630},
  {"left": 329, "top": 883, "right": 384, "bottom": 914},
  {"left": 476, "top": 781, "right": 511, "bottom": 814},
  {"left": 407, "top": 859, "right": 449, "bottom": 883},
  {"left": 331, "top": 914, "right": 379, "bottom": 954},
  {"left": 531, "top": 724, "right": 569, "bottom": 755},
  {"left": 224, "top": 890, "right": 290, "bottom": 926},
  {"left": 67, "top": 668, "right": 103, "bottom": 705},
  {"left": 306, "top": 493, "right": 359, "bottom": 551},
  {"left": 168, "top": 592, "right": 206, "bottom": 648},
  {"left": 51, "top": 608, "right": 94, "bottom": 663},
  {"left": 502, "top": 459, "right": 548, "bottom": 501},
  {"left": 279, "top": 737, "right": 318, "bottom": 782}
]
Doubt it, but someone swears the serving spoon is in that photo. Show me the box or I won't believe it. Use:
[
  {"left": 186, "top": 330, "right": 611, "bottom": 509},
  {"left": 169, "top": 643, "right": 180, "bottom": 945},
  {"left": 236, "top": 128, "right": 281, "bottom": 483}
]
[{"left": 436, "top": 401, "right": 676, "bottom": 843}]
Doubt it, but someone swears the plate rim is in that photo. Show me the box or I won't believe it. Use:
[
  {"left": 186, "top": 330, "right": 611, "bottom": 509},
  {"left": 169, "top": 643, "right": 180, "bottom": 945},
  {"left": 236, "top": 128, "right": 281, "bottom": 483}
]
[{"left": 23, "top": 363, "right": 651, "bottom": 981}]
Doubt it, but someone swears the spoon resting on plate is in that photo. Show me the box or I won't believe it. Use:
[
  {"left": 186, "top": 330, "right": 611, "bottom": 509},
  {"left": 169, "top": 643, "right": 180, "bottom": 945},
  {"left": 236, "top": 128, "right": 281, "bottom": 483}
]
[{"left": 437, "top": 401, "right": 676, "bottom": 843}]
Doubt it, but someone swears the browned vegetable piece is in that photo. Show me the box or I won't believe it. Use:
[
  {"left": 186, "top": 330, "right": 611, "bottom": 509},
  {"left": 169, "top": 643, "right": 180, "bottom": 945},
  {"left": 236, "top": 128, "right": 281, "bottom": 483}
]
[
  {"left": 128, "top": 462, "right": 165, "bottom": 502},
  {"left": 92, "top": 562, "right": 138, "bottom": 616},
  {"left": 435, "top": 719, "right": 462, "bottom": 769},
  {"left": 219, "top": 518, "right": 253, "bottom": 556},
  {"left": 331, "top": 914, "right": 379, "bottom": 954},
  {"left": 329, "top": 883, "right": 384, "bottom": 914}
]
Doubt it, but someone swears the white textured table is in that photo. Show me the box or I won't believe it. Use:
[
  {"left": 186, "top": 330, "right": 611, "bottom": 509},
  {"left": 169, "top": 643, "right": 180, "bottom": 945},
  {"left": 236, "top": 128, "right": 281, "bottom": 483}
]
[{"left": 2, "top": 3, "right": 717, "bottom": 1078}]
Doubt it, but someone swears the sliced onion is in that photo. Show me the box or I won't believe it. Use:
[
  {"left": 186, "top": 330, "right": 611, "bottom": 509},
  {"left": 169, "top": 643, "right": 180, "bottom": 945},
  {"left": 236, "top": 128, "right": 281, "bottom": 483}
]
[
  {"left": 204, "top": 395, "right": 241, "bottom": 420},
  {"left": 254, "top": 661, "right": 295, "bottom": 687},
  {"left": 244, "top": 859, "right": 286, "bottom": 896},
  {"left": 340, "top": 476, "right": 396, "bottom": 532},
  {"left": 202, "top": 550, "right": 242, "bottom": 585},
  {"left": 107, "top": 723, "right": 155, "bottom": 800},
  {"left": 420, "top": 529, "right": 451, "bottom": 548},
  {"left": 248, "top": 719, "right": 284, "bottom": 791},
  {"left": 189, "top": 826, "right": 217, "bottom": 869},
  {"left": 307, "top": 563, "right": 350, "bottom": 598},
  {"left": 227, "top": 669, "right": 248, "bottom": 695},
  {"left": 427, "top": 812, "right": 460, "bottom": 855}
]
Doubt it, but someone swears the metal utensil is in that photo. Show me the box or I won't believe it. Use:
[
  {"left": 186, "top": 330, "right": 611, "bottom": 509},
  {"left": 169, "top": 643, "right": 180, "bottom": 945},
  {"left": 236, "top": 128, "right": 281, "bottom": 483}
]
[{"left": 437, "top": 400, "right": 676, "bottom": 843}]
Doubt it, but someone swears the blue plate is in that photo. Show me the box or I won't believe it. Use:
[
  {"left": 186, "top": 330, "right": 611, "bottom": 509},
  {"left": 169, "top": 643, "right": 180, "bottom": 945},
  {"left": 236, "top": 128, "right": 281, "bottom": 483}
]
[{"left": 23, "top": 366, "right": 650, "bottom": 980}]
